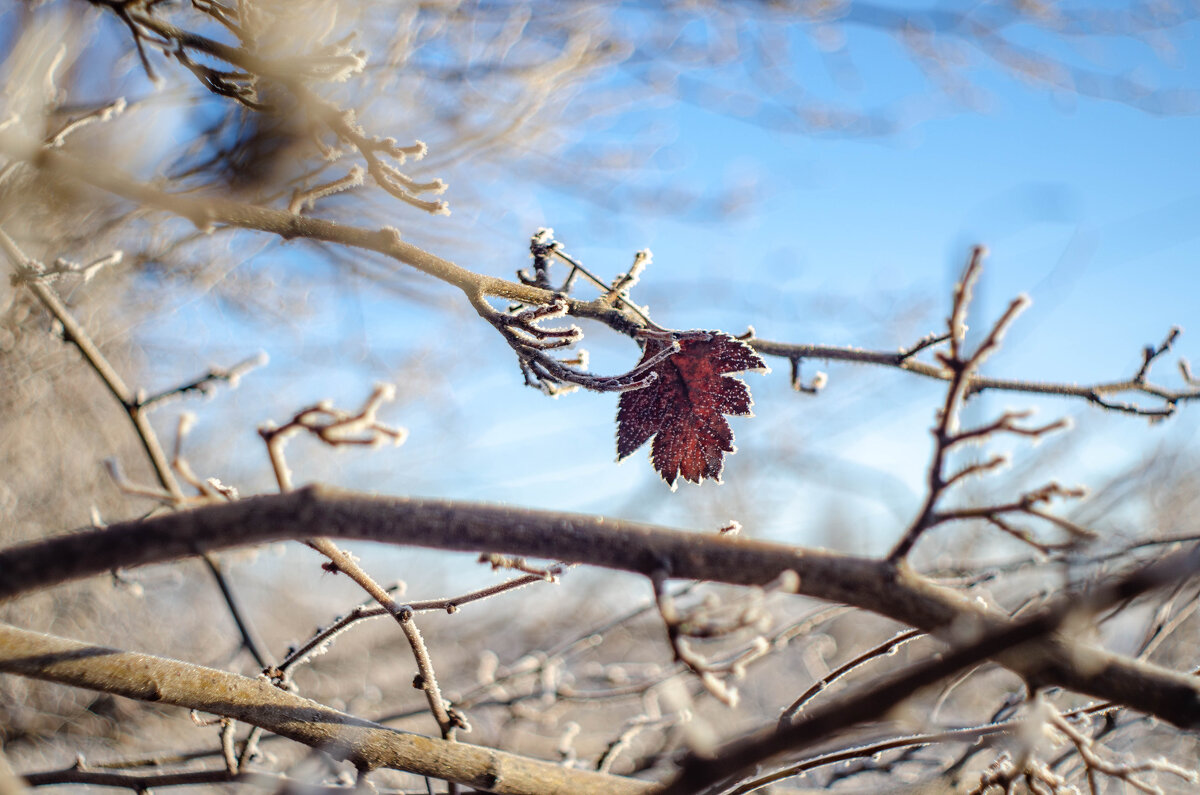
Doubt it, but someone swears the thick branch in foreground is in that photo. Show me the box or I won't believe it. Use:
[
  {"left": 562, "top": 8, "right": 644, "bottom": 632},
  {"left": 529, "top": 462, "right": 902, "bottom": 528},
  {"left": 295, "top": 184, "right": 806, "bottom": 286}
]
[
  {"left": 0, "top": 624, "right": 650, "bottom": 795},
  {"left": 3, "top": 486, "right": 1200, "bottom": 729}
]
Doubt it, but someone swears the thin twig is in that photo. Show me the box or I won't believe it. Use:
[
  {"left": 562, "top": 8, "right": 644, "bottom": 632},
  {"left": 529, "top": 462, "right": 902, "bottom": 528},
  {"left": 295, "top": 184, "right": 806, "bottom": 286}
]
[
  {"left": 140, "top": 353, "right": 268, "bottom": 408},
  {"left": 725, "top": 723, "right": 1015, "bottom": 795},
  {"left": 2, "top": 228, "right": 181, "bottom": 500},
  {"left": 302, "top": 541, "right": 462, "bottom": 741},
  {"left": 888, "top": 249, "right": 1083, "bottom": 562},
  {"left": 201, "top": 555, "right": 272, "bottom": 670},
  {"left": 259, "top": 390, "right": 458, "bottom": 740},
  {"left": 777, "top": 628, "right": 924, "bottom": 727}
]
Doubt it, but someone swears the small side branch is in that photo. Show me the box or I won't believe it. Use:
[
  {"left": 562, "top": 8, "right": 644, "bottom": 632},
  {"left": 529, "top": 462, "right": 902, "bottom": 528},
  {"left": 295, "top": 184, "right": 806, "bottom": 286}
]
[
  {"left": 473, "top": 293, "right": 681, "bottom": 396},
  {"left": 258, "top": 389, "right": 459, "bottom": 740},
  {"left": 889, "top": 248, "right": 1081, "bottom": 562},
  {"left": 258, "top": 384, "right": 406, "bottom": 492},
  {"left": 141, "top": 353, "right": 269, "bottom": 409}
]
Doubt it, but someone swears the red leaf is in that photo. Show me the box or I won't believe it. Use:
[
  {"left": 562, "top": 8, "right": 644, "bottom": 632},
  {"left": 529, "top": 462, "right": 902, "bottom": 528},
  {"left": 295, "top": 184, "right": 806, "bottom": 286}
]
[{"left": 616, "top": 331, "right": 767, "bottom": 487}]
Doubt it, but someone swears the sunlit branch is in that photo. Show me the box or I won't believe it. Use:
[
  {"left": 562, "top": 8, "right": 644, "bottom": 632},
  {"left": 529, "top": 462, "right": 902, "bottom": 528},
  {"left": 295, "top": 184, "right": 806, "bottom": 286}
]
[{"left": 0, "top": 624, "right": 651, "bottom": 795}]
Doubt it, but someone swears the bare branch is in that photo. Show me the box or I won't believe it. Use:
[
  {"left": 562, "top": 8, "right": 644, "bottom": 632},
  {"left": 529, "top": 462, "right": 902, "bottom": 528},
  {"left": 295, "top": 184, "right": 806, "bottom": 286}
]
[
  {"left": 777, "top": 628, "right": 924, "bottom": 727},
  {"left": 256, "top": 390, "right": 458, "bottom": 739},
  {"left": 141, "top": 353, "right": 269, "bottom": 409},
  {"left": 0, "top": 624, "right": 652, "bottom": 795},
  {"left": 270, "top": 567, "right": 562, "bottom": 689},
  {"left": 748, "top": 332, "right": 1200, "bottom": 419},
  {"left": 5, "top": 134, "right": 1195, "bottom": 417},
  {"left": 5, "top": 487, "right": 1200, "bottom": 730}
]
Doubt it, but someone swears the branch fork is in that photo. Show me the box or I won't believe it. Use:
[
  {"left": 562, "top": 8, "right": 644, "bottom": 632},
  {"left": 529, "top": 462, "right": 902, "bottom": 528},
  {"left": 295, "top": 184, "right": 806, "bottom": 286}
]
[{"left": 889, "top": 248, "right": 1083, "bottom": 563}]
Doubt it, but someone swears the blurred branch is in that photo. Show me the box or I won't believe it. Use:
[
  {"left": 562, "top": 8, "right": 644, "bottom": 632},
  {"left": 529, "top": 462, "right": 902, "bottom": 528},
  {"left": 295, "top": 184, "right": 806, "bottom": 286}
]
[
  {"left": 0, "top": 228, "right": 272, "bottom": 670},
  {"left": 199, "top": 554, "right": 272, "bottom": 670},
  {"left": 650, "top": 569, "right": 775, "bottom": 708},
  {"left": 0, "top": 624, "right": 652, "bottom": 795},
  {"left": 98, "top": 4, "right": 453, "bottom": 214},
  {"left": 661, "top": 544, "right": 1200, "bottom": 794},
  {"left": 854, "top": 1, "right": 1199, "bottom": 115},
  {"left": 0, "top": 748, "right": 26, "bottom": 795},
  {"left": 141, "top": 353, "right": 268, "bottom": 409},
  {"left": 2, "top": 228, "right": 182, "bottom": 499},
  {"left": 258, "top": 385, "right": 407, "bottom": 492},
  {"left": 0, "top": 129, "right": 546, "bottom": 302},
  {"left": 1044, "top": 699, "right": 1198, "bottom": 791},
  {"left": 4, "top": 485, "right": 1200, "bottom": 730},
  {"left": 22, "top": 766, "right": 316, "bottom": 792}
]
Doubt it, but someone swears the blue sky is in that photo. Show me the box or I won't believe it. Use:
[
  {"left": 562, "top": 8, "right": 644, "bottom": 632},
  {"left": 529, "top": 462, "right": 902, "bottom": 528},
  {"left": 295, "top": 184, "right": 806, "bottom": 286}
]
[
  {"left": 116, "top": 7, "right": 1200, "bottom": 561},
  {"left": 450, "top": 18, "right": 1200, "bottom": 536}
]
